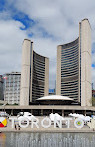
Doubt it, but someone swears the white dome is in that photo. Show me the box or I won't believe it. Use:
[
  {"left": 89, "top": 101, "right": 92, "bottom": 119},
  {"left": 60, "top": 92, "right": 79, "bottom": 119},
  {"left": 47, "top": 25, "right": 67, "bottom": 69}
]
[{"left": 37, "top": 95, "right": 73, "bottom": 101}]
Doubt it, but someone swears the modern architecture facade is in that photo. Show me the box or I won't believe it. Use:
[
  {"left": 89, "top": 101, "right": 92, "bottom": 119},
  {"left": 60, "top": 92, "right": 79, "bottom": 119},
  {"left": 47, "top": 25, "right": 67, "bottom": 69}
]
[
  {"left": 3, "top": 72, "right": 21, "bottom": 104},
  {"left": 0, "top": 75, "right": 4, "bottom": 100},
  {"left": 20, "top": 39, "right": 49, "bottom": 106},
  {"left": 56, "top": 19, "right": 92, "bottom": 106}
]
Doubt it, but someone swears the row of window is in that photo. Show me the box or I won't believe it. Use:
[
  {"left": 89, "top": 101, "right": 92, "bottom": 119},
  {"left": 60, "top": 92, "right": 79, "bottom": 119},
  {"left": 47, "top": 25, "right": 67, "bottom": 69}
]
[
  {"left": 33, "top": 58, "right": 45, "bottom": 65},
  {"left": 33, "top": 61, "right": 45, "bottom": 68},
  {"left": 61, "top": 67, "right": 78, "bottom": 73},
  {"left": 61, "top": 81, "right": 78, "bottom": 85},
  {"left": 61, "top": 86, "right": 78, "bottom": 90},
  {"left": 62, "top": 43, "right": 78, "bottom": 51},
  {"left": 33, "top": 69, "right": 45, "bottom": 76},
  {"left": 61, "top": 47, "right": 78, "bottom": 55},
  {"left": 33, "top": 74, "right": 45, "bottom": 81},
  {"left": 33, "top": 64, "right": 45, "bottom": 72},
  {"left": 32, "top": 89, "right": 44, "bottom": 94},
  {"left": 61, "top": 69, "right": 78, "bottom": 75},
  {"left": 61, "top": 50, "right": 78, "bottom": 58},
  {"left": 61, "top": 55, "right": 78, "bottom": 62},
  {"left": 32, "top": 83, "right": 44, "bottom": 88}
]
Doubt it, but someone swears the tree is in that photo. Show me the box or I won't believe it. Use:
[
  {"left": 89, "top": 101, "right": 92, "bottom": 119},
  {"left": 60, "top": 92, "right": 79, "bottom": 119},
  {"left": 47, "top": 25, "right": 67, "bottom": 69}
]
[{"left": 92, "top": 97, "right": 95, "bottom": 106}]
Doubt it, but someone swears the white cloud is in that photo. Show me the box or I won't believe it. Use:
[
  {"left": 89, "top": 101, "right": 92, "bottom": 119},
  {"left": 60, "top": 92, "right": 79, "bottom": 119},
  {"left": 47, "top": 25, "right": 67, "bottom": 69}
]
[
  {"left": 0, "top": 19, "right": 27, "bottom": 74},
  {"left": 14, "top": 0, "right": 95, "bottom": 41},
  {"left": 1, "top": 0, "right": 95, "bottom": 88}
]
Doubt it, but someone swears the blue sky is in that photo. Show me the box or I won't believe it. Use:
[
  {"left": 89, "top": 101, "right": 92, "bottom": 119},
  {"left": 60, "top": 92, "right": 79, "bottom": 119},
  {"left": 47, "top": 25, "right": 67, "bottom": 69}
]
[{"left": 0, "top": 0, "right": 95, "bottom": 88}]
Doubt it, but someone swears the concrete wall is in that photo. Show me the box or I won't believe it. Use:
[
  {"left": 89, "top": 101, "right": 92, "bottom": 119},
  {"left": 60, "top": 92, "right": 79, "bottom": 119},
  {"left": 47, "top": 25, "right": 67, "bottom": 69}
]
[
  {"left": 80, "top": 19, "right": 92, "bottom": 106},
  {"left": 78, "top": 23, "right": 81, "bottom": 103},
  {"left": 30, "top": 42, "right": 33, "bottom": 103},
  {"left": 56, "top": 46, "right": 61, "bottom": 95},
  {"left": 44, "top": 58, "right": 49, "bottom": 96},
  {"left": 20, "top": 39, "right": 31, "bottom": 106}
]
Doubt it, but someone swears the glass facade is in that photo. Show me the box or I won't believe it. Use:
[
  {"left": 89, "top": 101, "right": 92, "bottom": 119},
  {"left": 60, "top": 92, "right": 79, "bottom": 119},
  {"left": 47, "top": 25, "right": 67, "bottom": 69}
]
[
  {"left": 32, "top": 51, "right": 45, "bottom": 102},
  {"left": 4, "top": 72, "right": 21, "bottom": 104},
  {"left": 60, "top": 38, "right": 79, "bottom": 100}
]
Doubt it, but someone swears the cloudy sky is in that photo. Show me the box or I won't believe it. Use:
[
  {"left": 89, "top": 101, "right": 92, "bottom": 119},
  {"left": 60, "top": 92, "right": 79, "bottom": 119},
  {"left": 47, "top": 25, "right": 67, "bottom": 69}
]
[{"left": 0, "top": 0, "right": 95, "bottom": 89}]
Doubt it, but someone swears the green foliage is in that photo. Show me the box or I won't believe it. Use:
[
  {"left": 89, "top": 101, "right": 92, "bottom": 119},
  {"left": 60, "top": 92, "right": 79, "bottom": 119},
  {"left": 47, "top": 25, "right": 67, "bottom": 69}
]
[{"left": 92, "top": 97, "right": 95, "bottom": 106}]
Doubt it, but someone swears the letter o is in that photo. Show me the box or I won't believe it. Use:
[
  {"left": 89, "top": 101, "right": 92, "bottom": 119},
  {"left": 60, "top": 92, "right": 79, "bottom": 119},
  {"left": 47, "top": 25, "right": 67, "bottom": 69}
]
[{"left": 41, "top": 117, "right": 51, "bottom": 128}]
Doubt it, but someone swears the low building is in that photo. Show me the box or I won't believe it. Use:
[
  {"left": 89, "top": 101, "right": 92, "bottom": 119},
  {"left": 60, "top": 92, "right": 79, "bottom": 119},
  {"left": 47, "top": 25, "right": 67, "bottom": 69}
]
[
  {"left": 3, "top": 72, "right": 21, "bottom": 105},
  {"left": 36, "top": 95, "right": 80, "bottom": 105}
]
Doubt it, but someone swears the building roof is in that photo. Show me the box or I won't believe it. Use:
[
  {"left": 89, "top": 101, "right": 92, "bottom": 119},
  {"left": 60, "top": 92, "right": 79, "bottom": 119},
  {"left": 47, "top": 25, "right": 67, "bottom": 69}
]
[
  {"left": 5, "top": 72, "right": 21, "bottom": 75},
  {"left": 37, "top": 95, "right": 73, "bottom": 101}
]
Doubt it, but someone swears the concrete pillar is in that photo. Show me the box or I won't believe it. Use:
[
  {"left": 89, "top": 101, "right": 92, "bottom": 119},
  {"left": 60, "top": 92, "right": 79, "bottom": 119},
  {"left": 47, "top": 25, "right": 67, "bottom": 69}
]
[
  {"left": 20, "top": 39, "right": 33, "bottom": 106},
  {"left": 72, "top": 110, "right": 75, "bottom": 113},
  {"left": 11, "top": 109, "right": 13, "bottom": 116},
  {"left": 44, "top": 58, "right": 49, "bottom": 96},
  {"left": 84, "top": 110, "right": 86, "bottom": 116},
  {"left": 41, "top": 109, "right": 43, "bottom": 116},
  {"left": 80, "top": 19, "right": 92, "bottom": 106},
  {"left": 62, "top": 110, "right": 64, "bottom": 117},
  {"left": 56, "top": 46, "right": 61, "bottom": 95},
  {"left": 31, "top": 109, "right": 33, "bottom": 114}
]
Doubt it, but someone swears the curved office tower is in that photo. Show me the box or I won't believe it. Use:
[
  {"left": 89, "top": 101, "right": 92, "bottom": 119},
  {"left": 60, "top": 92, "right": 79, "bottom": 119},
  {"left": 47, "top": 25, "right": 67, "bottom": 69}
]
[
  {"left": 20, "top": 39, "right": 49, "bottom": 106},
  {"left": 56, "top": 38, "right": 79, "bottom": 101},
  {"left": 56, "top": 19, "right": 92, "bottom": 106},
  {"left": 32, "top": 51, "right": 49, "bottom": 102}
]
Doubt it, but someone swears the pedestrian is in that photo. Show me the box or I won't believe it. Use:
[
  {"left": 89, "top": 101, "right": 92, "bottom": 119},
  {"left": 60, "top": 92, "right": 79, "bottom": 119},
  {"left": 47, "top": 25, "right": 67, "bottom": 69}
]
[
  {"left": 18, "top": 125, "right": 20, "bottom": 130},
  {"left": 15, "top": 124, "right": 17, "bottom": 130}
]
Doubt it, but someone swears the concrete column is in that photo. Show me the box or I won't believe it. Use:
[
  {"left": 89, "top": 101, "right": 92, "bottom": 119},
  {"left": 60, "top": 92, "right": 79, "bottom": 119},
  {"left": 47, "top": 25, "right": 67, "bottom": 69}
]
[
  {"left": 56, "top": 46, "right": 61, "bottom": 95},
  {"left": 30, "top": 42, "right": 33, "bottom": 103},
  {"left": 44, "top": 58, "right": 49, "bottom": 96},
  {"left": 72, "top": 110, "right": 75, "bottom": 113},
  {"left": 62, "top": 110, "right": 64, "bottom": 117},
  {"left": 80, "top": 19, "right": 92, "bottom": 106},
  {"left": 11, "top": 109, "right": 13, "bottom": 116},
  {"left": 84, "top": 110, "right": 86, "bottom": 116},
  {"left": 31, "top": 109, "right": 33, "bottom": 114},
  {"left": 78, "top": 23, "right": 81, "bottom": 103},
  {"left": 41, "top": 109, "right": 43, "bottom": 116},
  {"left": 20, "top": 39, "right": 32, "bottom": 106}
]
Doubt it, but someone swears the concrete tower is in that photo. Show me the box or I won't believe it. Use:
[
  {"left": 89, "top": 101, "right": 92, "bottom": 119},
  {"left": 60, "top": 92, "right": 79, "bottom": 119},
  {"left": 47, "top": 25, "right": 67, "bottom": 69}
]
[
  {"left": 20, "top": 39, "right": 49, "bottom": 106},
  {"left": 56, "top": 19, "right": 92, "bottom": 106},
  {"left": 20, "top": 39, "right": 32, "bottom": 106},
  {"left": 79, "top": 19, "right": 92, "bottom": 106}
]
